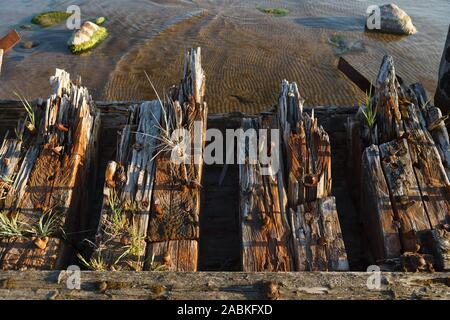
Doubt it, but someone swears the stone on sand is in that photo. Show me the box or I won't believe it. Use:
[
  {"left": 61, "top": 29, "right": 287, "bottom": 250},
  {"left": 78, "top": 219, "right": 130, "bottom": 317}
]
[
  {"left": 68, "top": 21, "right": 108, "bottom": 54},
  {"left": 367, "top": 4, "right": 417, "bottom": 36}
]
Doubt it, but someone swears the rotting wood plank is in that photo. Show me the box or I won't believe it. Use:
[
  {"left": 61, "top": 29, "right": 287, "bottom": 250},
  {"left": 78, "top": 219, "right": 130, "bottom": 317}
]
[
  {"left": 1, "top": 271, "right": 449, "bottom": 300},
  {"left": 379, "top": 138, "right": 431, "bottom": 252},
  {"left": 87, "top": 48, "right": 207, "bottom": 272},
  {"left": 145, "top": 48, "right": 206, "bottom": 271},
  {"left": 147, "top": 153, "right": 200, "bottom": 242},
  {"left": 277, "top": 80, "right": 346, "bottom": 271},
  {"left": 400, "top": 102, "right": 450, "bottom": 229},
  {"left": 239, "top": 116, "right": 294, "bottom": 272},
  {"left": 290, "top": 197, "right": 348, "bottom": 271},
  {"left": 0, "top": 30, "right": 20, "bottom": 53},
  {"left": 145, "top": 240, "right": 198, "bottom": 271},
  {"left": 338, "top": 57, "right": 376, "bottom": 95},
  {"left": 411, "top": 83, "right": 450, "bottom": 180},
  {"left": 374, "top": 55, "right": 403, "bottom": 144},
  {"left": 0, "top": 69, "right": 99, "bottom": 270},
  {"left": 90, "top": 101, "right": 160, "bottom": 271},
  {"left": 347, "top": 55, "right": 450, "bottom": 268},
  {"left": 417, "top": 226, "right": 450, "bottom": 272},
  {"left": 361, "top": 145, "right": 401, "bottom": 261}
]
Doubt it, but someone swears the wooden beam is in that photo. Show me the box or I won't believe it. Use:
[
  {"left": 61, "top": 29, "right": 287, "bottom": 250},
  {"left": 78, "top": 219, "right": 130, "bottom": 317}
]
[
  {"left": 277, "top": 80, "right": 346, "bottom": 271},
  {"left": 338, "top": 57, "right": 375, "bottom": 94},
  {"left": 0, "top": 30, "right": 20, "bottom": 52},
  {"left": 145, "top": 240, "right": 198, "bottom": 271},
  {"left": 0, "top": 69, "right": 100, "bottom": 270},
  {"left": 374, "top": 55, "right": 403, "bottom": 144},
  {"left": 379, "top": 138, "right": 431, "bottom": 252},
  {"left": 145, "top": 48, "right": 206, "bottom": 271},
  {"left": 0, "top": 271, "right": 449, "bottom": 300},
  {"left": 239, "top": 116, "right": 294, "bottom": 271},
  {"left": 399, "top": 102, "right": 450, "bottom": 229},
  {"left": 290, "top": 197, "right": 348, "bottom": 271},
  {"left": 92, "top": 101, "right": 160, "bottom": 271},
  {"left": 411, "top": 83, "right": 450, "bottom": 180},
  {"left": 361, "top": 145, "right": 401, "bottom": 261}
]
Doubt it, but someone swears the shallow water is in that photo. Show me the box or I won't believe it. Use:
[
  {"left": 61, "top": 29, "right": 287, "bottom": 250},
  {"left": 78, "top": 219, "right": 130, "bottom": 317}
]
[{"left": 0, "top": 0, "right": 449, "bottom": 113}]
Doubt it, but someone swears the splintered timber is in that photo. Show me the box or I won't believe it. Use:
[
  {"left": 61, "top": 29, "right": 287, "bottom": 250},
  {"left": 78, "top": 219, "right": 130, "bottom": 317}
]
[{"left": 0, "top": 46, "right": 448, "bottom": 288}]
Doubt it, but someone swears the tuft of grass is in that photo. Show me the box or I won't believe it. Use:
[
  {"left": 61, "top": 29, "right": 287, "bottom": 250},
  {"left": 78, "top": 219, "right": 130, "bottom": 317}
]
[
  {"left": 77, "top": 252, "right": 108, "bottom": 271},
  {"left": 125, "top": 224, "right": 145, "bottom": 258},
  {"left": 147, "top": 253, "right": 169, "bottom": 271},
  {"left": 361, "top": 85, "right": 377, "bottom": 129},
  {"left": 0, "top": 175, "right": 14, "bottom": 185},
  {"left": 14, "top": 122, "right": 24, "bottom": 142},
  {"left": 14, "top": 92, "right": 36, "bottom": 133},
  {"left": 30, "top": 210, "right": 61, "bottom": 238},
  {"left": 31, "top": 11, "right": 73, "bottom": 27},
  {"left": 104, "top": 189, "right": 128, "bottom": 238},
  {"left": 69, "top": 27, "right": 108, "bottom": 54},
  {"left": 114, "top": 222, "right": 146, "bottom": 270},
  {"left": 421, "top": 98, "right": 432, "bottom": 110},
  {"left": 0, "top": 212, "right": 27, "bottom": 238},
  {"left": 259, "top": 7, "right": 290, "bottom": 16},
  {"left": 143, "top": 72, "right": 184, "bottom": 160}
]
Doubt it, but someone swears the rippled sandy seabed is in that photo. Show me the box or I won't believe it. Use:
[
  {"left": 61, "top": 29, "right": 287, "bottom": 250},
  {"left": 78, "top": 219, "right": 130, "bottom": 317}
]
[{"left": 0, "top": 0, "right": 449, "bottom": 113}]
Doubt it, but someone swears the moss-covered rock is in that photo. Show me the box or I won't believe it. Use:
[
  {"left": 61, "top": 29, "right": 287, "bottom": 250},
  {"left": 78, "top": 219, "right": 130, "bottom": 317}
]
[
  {"left": 328, "top": 34, "right": 365, "bottom": 55},
  {"left": 68, "top": 21, "right": 108, "bottom": 54},
  {"left": 260, "top": 8, "right": 290, "bottom": 16},
  {"left": 31, "top": 11, "right": 73, "bottom": 27},
  {"left": 95, "top": 17, "right": 106, "bottom": 26}
]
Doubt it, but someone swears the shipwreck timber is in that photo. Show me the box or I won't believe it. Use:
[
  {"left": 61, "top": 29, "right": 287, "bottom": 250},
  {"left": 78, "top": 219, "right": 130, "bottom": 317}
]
[
  {"left": 0, "top": 47, "right": 449, "bottom": 299},
  {"left": 347, "top": 55, "right": 450, "bottom": 271},
  {"left": 0, "top": 69, "right": 100, "bottom": 270}
]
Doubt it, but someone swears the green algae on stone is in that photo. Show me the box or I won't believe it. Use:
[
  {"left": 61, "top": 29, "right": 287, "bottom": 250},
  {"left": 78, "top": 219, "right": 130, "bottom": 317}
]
[
  {"left": 69, "top": 27, "right": 108, "bottom": 54},
  {"left": 260, "top": 8, "right": 290, "bottom": 16},
  {"left": 31, "top": 11, "right": 73, "bottom": 27},
  {"left": 95, "top": 17, "right": 106, "bottom": 26}
]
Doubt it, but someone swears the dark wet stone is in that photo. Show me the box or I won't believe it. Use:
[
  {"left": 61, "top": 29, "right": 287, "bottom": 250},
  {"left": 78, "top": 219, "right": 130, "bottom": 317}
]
[{"left": 20, "top": 24, "right": 33, "bottom": 30}]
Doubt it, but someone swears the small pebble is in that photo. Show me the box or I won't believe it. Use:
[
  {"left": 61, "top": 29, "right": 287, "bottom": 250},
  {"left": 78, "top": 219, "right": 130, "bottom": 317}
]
[
  {"left": 21, "top": 41, "right": 39, "bottom": 49},
  {"left": 20, "top": 24, "right": 32, "bottom": 30}
]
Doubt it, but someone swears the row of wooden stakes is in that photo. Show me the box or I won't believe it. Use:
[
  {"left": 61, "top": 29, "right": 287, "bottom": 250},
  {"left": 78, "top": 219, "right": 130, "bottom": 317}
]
[{"left": 0, "top": 48, "right": 448, "bottom": 272}]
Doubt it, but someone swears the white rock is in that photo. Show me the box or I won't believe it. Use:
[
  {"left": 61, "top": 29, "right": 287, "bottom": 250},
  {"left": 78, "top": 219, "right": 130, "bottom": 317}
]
[
  {"left": 367, "top": 4, "right": 417, "bottom": 35},
  {"left": 68, "top": 21, "right": 100, "bottom": 46}
]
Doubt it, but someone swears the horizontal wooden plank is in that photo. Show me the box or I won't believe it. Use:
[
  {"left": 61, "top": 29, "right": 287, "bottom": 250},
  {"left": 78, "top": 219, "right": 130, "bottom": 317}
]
[{"left": 0, "top": 271, "right": 448, "bottom": 300}]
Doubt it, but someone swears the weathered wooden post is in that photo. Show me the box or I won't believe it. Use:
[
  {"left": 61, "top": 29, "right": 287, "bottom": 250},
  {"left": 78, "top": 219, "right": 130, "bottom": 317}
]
[
  {"left": 88, "top": 48, "right": 207, "bottom": 271},
  {"left": 0, "top": 69, "right": 100, "bottom": 270},
  {"left": 348, "top": 55, "right": 450, "bottom": 270}
]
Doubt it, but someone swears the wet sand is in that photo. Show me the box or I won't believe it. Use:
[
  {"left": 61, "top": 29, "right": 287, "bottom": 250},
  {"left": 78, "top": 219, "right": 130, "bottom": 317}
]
[{"left": 0, "top": 0, "right": 449, "bottom": 113}]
